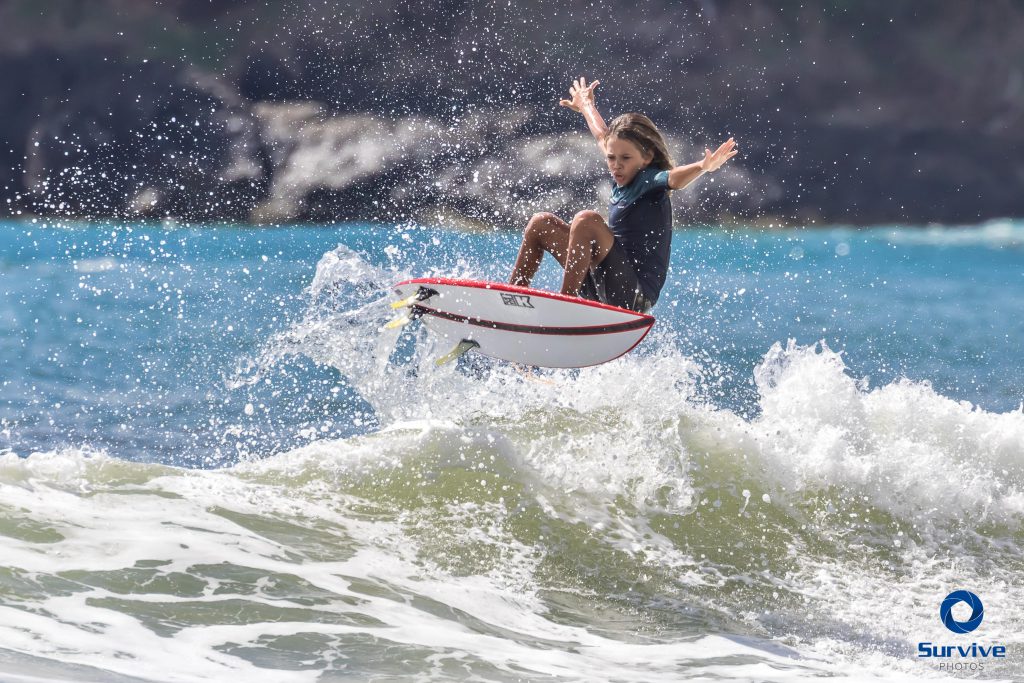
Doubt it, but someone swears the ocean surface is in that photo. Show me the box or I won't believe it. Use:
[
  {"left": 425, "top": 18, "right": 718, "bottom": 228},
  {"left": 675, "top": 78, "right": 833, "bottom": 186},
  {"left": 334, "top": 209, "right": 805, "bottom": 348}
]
[{"left": 1, "top": 217, "right": 1023, "bottom": 682}]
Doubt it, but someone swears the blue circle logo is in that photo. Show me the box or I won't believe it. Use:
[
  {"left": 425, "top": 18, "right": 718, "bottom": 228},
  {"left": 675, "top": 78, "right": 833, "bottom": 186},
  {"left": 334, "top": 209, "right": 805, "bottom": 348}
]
[{"left": 940, "top": 590, "right": 984, "bottom": 634}]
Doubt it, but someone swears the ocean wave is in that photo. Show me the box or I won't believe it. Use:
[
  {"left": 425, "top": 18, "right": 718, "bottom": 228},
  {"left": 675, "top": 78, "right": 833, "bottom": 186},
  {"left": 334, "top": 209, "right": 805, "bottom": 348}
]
[
  {"left": 4, "top": 244, "right": 1022, "bottom": 681},
  {"left": 2, "top": 444, "right": 878, "bottom": 683},
  {"left": 230, "top": 245, "right": 1024, "bottom": 542}
]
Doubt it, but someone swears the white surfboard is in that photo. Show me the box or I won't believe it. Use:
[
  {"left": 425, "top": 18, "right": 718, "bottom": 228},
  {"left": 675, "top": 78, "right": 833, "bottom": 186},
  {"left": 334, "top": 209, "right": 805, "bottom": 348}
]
[{"left": 388, "top": 277, "right": 655, "bottom": 368}]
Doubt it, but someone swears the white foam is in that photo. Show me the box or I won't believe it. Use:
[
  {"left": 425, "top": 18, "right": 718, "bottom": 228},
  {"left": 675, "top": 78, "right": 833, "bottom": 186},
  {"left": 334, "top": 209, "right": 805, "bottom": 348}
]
[
  {"left": 1, "top": 445, "right": 892, "bottom": 683},
  {"left": 739, "top": 340, "right": 1024, "bottom": 527},
  {"left": 877, "top": 218, "right": 1024, "bottom": 249},
  {"left": 72, "top": 257, "right": 119, "bottom": 273}
]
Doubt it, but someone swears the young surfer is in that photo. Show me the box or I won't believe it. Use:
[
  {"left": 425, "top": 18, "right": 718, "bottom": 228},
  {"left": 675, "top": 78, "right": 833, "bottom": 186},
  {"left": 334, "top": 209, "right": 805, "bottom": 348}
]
[{"left": 508, "top": 77, "right": 738, "bottom": 312}]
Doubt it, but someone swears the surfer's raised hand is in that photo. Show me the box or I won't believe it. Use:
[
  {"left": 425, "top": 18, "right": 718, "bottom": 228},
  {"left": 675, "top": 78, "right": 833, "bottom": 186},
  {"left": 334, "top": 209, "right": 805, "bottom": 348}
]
[
  {"left": 699, "top": 137, "right": 739, "bottom": 173},
  {"left": 559, "top": 77, "right": 600, "bottom": 114},
  {"left": 562, "top": 77, "right": 610, "bottom": 150},
  {"left": 667, "top": 138, "right": 740, "bottom": 190}
]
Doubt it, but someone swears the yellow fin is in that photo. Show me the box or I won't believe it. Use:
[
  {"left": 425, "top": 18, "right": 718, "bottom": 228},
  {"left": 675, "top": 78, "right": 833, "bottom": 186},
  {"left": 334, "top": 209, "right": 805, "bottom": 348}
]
[
  {"left": 390, "top": 293, "right": 420, "bottom": 309},
  {"left": 384, "top": 314, "right": 413, "bottom": 330},
  {"left": 435, "top": 339, "right": 479, "bottom": 366}
]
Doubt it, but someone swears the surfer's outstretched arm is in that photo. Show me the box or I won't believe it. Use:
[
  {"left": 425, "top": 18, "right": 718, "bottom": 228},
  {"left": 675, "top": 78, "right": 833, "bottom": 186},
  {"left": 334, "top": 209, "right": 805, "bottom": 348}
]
[
  {"left": 559, "top": 77, "right": 608, "bottom": 152},
  {"left": 667, "top": 138, "right": 739, "bottom": 190}
]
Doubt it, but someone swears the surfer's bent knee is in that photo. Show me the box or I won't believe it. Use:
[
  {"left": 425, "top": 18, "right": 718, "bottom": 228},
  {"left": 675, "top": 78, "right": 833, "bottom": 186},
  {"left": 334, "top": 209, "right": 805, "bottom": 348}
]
[
  {"left": 524, "top": 213, "right": 565, "bottom": 245},
  {"left": 571, "top": 210, "right": 603, "bottom": 227},
  {"left": 569, "top": 211, "right": 607, "bottom": 241},
  {"left": 529, "top": 212, "right": 559, "bottom": 228}
]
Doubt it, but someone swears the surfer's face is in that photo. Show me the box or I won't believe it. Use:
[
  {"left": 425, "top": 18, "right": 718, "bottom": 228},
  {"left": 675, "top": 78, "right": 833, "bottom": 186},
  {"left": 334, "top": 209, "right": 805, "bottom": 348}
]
[{"left": 605, "top": 136, "right": 653, "bottom": 187}]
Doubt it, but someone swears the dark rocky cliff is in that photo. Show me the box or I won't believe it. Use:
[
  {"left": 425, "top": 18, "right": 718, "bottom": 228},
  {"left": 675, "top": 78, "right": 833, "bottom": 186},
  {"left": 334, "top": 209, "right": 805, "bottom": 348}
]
[{"left": 2, "top": 0, "right": 1022, "bottom": 227}]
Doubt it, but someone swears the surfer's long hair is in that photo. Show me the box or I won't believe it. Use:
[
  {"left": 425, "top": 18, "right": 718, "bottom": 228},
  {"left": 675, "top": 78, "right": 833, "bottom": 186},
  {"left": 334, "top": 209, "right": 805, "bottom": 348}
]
[{"left": 606, "top": 113, "right": 674, "bottom": 170}]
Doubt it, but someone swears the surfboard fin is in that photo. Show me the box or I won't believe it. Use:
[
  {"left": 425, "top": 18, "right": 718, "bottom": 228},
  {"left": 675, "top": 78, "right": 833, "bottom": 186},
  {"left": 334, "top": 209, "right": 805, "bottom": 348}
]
[
  {"left": 384, "top": 313, "right": 415, "bottom": 330},
  {"left": 385, "top": 291, "right": 436, "bottom": 328},
  {"left": 390, "top": 287, "right": 438, "bottom": 309},
  {"left": 390, "top": 294, "right": 419, "bottom": 310},
  {"left": 435, "top": 339, "right": 479, "bottom": 366}
]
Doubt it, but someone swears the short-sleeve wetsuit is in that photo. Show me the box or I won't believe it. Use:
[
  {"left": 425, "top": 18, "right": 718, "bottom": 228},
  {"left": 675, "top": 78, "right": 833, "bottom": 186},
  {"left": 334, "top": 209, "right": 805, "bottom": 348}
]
[{"left": 579, "top": 166, "right": 672, "bottom": 312}]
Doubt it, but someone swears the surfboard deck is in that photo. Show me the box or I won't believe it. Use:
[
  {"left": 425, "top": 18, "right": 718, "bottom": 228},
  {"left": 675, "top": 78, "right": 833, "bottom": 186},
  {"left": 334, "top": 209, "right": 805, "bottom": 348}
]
[{"left": 389, "top": 278, "right": 655, "bottom": 368}]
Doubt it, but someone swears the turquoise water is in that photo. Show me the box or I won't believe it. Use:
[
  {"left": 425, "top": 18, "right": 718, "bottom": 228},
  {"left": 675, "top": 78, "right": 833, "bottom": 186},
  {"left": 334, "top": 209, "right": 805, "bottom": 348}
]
[
  {"left": 2, "top": 219, "right": 1021, "bottom": 462},
  {"left": 1, "top": 218, "right": 1023, "bottom": 681}
]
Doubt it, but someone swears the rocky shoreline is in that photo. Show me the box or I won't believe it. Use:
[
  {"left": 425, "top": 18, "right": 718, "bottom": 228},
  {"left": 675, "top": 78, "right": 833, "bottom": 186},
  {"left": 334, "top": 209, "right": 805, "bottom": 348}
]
[
  {"left": 8, "top": 65, "right": 1020, "bottom": 229},
  {"left": 5, "top": 68, "right": 773, "bottom": 229},
  {"left": 3, "top": 0, "right": 1023, "bottom": 229}
]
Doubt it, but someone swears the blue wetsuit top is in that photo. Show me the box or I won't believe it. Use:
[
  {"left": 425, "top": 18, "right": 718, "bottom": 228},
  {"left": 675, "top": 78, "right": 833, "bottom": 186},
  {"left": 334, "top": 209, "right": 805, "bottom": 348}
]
[{"left": 608, "top": 166, "right": 672, "bottom": 304}]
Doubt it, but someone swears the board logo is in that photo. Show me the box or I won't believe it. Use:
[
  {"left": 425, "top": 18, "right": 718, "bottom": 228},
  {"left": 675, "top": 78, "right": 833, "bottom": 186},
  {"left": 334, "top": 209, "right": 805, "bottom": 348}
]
[
  {"left": 941, "top": 590, "right": 984, "bottom": 634},
  {"left": 500, "top": 293, "right": 534, "bottom": 308}
]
